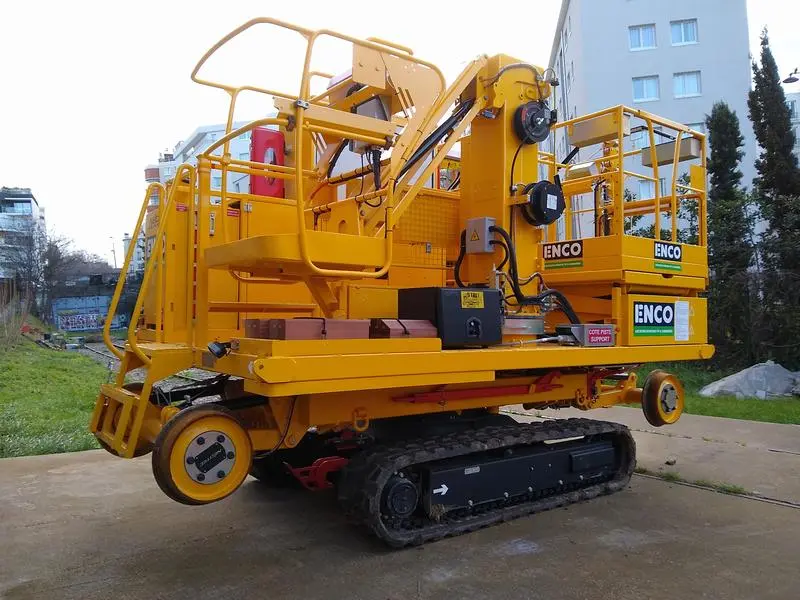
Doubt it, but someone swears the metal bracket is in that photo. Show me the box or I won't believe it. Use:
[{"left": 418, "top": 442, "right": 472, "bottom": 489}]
[{"left": 295, "top": 99, "right": 310, "bottom": 109}]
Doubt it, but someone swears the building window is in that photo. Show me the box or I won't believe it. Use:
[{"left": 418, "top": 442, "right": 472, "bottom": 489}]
[
  {"left": 629, "top": 24, "right": 656, "bottom": 51},
  {"left": 212, "top": 175, "right": 222, "bottom": 189},
  {"left": 632, "top": 76, "right": 659, "bottom": 102},
  {"left": 209, "top": 132, "right": 218, "bottom": 141},
  {"left": 671, "top": 19, "right": 698, "bottom": 45},
  {"left": 674, "top": 71, "right": 702, "bottom": 98},
  {"left": 0, "top": 201, "right": 33, "bottom": 215},
  {"left": 638, "top": 180, "right": 655, "bottom": 199},
  {"left": 686, "top": 122, "right": 705, "bottom": 134},
  {"left": 660, "top": 178, "right": 668, "bottom": 197},
  {"left": 238, "top": 131, "right": 251, "bottom": 141},
  {"left": 788, "top": 100, "right": 797, "bottom": 119},
  {"left": 239, "top": 152, "right": 249, "bottom": 161}
]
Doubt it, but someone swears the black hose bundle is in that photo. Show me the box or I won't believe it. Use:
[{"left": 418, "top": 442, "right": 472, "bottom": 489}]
[{"left": 488, "top": 225, "right": 580, "bottom": 324}]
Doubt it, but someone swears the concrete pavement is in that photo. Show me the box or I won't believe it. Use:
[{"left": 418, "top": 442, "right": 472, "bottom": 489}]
[
  {"left": 509, "top": 406, "right": 800, "bottom": 504},
  {"left": 2, "top": 426, "right": 799, "bottom": 600}
]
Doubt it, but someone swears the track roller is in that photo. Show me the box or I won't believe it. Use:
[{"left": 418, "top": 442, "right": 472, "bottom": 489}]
[
  {"left": 641, "top": 370, "right": 685, "bottom": 427},
  {"left": 152, "top": 404, "right": 252, "bottom": 505}
]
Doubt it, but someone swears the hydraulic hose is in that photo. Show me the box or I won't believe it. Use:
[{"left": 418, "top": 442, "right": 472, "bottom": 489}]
[
  {"left": 454, "top": 230, "right": 467, "bottom": 288},
  {"left": 488, "top": 224, "right": 581, "bottom": 324},
  {"left": 397, "top": 99, "right": 476, "bottom": 182}
]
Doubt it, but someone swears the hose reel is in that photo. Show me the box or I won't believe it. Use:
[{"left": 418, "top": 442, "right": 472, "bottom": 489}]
[
  {"left": 513, "top": 101, "right": 557, "bottom": 144},
  {"left": 521, "top": 180, "right": 566, "bottom": 226}
]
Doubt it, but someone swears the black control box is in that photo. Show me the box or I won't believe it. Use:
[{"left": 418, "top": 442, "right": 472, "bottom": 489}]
[{"left": 398, "top": 287, "right": 502, "bottom": 348}]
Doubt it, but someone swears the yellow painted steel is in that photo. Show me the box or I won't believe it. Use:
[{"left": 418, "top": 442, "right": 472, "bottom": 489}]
[
  {"left": 155, "top": 411, "right": 253, "bottom": 504},
  {"left": 91, "top": 19, "right": 713, "bottom": 463}
]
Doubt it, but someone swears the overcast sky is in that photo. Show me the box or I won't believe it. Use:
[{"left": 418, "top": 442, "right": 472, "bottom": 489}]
[{"left": 1, "top": 0, "right": 798, "bottom": 263}]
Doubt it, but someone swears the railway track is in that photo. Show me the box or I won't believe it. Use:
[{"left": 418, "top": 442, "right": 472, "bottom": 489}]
[{"left": 81, "top": 343, "right": 211, "bottom": 386}]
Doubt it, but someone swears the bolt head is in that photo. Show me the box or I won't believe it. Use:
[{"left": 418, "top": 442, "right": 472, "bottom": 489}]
[
  {"left": 197, "top": 436, "right": 205, "bottom": 445},
  {"left": 217, "top": 470, "right": 225, "bottom": 479},
  {"left": 527, "top": 486, "right": 533, "bottom": 493},
  {"left": 197, "top": 473, "right": 205, "bottom": 482},
  {"left": 503, "top": 492, "right": 509, "bottom": 498},
  {"left": 468, "top": 500, "right": 474, "bottom": 507},
  {"left": 226, "top": 451, "right": 235, "bottom": 460},
  {"left": 217, "top": 434, "right": 225, "bottom": 443},
  {"left": 186, "top": 456, "right": 195, "bottom": 465}
]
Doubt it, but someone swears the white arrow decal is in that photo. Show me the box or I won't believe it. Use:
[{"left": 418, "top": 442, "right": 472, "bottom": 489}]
[{"left": 433, "top": 484, "right": 449, "bottom": 496}]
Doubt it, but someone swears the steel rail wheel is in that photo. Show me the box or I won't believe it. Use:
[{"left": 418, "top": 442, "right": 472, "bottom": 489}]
[
  {"left": 152, "top": 405, "right": 252, "bottom": 505},
  {"left": 641, "top": 370, "right": 685, "bottom": 427}
]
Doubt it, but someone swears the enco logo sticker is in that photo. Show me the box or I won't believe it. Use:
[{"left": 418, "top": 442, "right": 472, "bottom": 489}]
[
  {"left": 633, "top": 301, "right": 675, "bottom": 336},
  {"left": 543, "top": 241, "right": 583, "bottom": 270}
]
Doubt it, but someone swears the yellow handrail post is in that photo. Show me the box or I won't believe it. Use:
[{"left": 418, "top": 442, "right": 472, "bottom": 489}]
[
  {"left": 670, "top": 131, "right": 683, "bottom": 242},
  {"left": 645, "top": 117, "right": 661, "bottom": 240},
  {"left": 102, "top": 182, "right": 165, "bottom": 360},
  {"left": 126, "top": 164, "right": 195, "bottom": 366}
]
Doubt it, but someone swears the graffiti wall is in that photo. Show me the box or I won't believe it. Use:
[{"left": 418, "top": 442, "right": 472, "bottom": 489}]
[{"left": 52, "top": 295, "right": 125, "bottom": 332}]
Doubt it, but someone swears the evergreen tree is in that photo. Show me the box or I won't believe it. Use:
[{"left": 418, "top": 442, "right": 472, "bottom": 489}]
[
  {"left": 747, "top": 29, "right": 800, "bottom": 368},
  {"left": 748, "top": 30, "right": 800, "bottom": 211},
  {"left": 705, "top": 102, "right": 755, "bottom": 366}
]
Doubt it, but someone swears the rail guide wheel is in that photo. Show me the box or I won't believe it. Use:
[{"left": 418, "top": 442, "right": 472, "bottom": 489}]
[
  {"left": 152, "top": 405, "right": 252, "bottom": 505},
  {"left": 641, "top": 370, "right": 685, "bottom": 427}
]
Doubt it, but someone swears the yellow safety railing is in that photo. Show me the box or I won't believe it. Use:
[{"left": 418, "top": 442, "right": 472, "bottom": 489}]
[
  {"left": 191, "top": 17, "right": 449, "bottom": 280},
  {"left": 542, "top": 105, "right": 707, "bottom": 246},
  {"left": 124, "top": 164, "right": 196, "bottom": 366},
  {"left": 102, "top": 182, "right": 166, "bottom": 360}
]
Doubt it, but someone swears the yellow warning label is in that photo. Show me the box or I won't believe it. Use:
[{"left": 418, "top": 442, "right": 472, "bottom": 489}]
[
  {"left": 470, "top": 230, "right": 480, "bottom": 242},
  {"left": 460, "top": 291, "right": 485, "bottom": 309}
]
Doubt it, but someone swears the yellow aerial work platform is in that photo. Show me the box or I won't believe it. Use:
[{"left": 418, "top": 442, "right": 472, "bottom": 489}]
[{"left": 89, "top": 18, "right": 712, "bottom": 547}]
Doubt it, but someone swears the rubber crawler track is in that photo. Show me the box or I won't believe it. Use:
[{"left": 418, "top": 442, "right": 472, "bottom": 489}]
[{"left": 338, "top": 418, "right": 636, "bottom": 547}]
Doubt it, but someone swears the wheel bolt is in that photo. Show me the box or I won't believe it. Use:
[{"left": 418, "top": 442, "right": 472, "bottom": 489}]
[
  {"left": 217, "top": 470, "right": 225, "bottom": 479},
  {"left": 226, "top": 451, "right": 235, "bottom": 460},
  {"left": 186, "top": 456, "right": 195, "bottom": 465},
  {"left": 468, "top": 500, "right": 473, "bottom": 507},
  {"left": 197, "top": 473, "right": 205, "bottom": 481},
  {"left": 197, "top": 437, "right": 205, "bottom": 445},
  {"left": 217, "top": 434, "right": 225, "bottom": 443}
]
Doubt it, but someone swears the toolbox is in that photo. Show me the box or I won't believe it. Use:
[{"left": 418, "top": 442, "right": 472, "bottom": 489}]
[{"left": 397, "top": 287, "right": 502, "bottom": 348}]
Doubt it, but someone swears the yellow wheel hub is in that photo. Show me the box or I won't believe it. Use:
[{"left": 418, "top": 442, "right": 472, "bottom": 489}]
[
  {"left": 641, "top": 370, "right": 684, "bottom": 427},
  {"left": 152, "top": 405, "right": 252, "bottom": 505}
]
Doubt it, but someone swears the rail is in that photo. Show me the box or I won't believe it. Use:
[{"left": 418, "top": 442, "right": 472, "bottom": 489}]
[{"left": 102, "top": 182, "right": 166, "bottom": 360}]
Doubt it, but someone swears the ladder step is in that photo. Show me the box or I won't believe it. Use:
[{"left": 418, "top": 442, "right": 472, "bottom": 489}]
[{"left": 99, "top": 384, "right": 139, "bottom": 406}]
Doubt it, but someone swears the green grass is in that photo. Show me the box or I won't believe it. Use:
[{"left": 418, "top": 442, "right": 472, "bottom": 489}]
[
  {"left": 635, "top": 467, "right": 747, "bottom": 495},
  {"left": 0, "top": 340, "right": 106, "bottom": 458},
  {"left": 630, "top": 361, "right": 800, "bottom": 425}
]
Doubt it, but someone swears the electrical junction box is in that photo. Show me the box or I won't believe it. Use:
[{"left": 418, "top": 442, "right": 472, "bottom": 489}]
[
  {"left": 398, "top": 287, "right": 502, "bottom": 348},
  {"left": 465, "top": 217, "right": 496, "bottom": 254}
]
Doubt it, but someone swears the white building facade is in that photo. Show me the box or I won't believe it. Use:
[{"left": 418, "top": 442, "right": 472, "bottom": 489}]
[
  {"left": 787, "top": 91, "right": 800, "bottom": 160},
  {"left": 0, "top": 187, "right": 46, "bottom": 282},
  {"left": 144, "top": 122, "right": 254, "bottom": 205},
  {"left": 549, "top": 0, "right": 756, "bottom": 197},
  {"left": 121, "top": 231, "right": 146, "bottom": 278}
]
